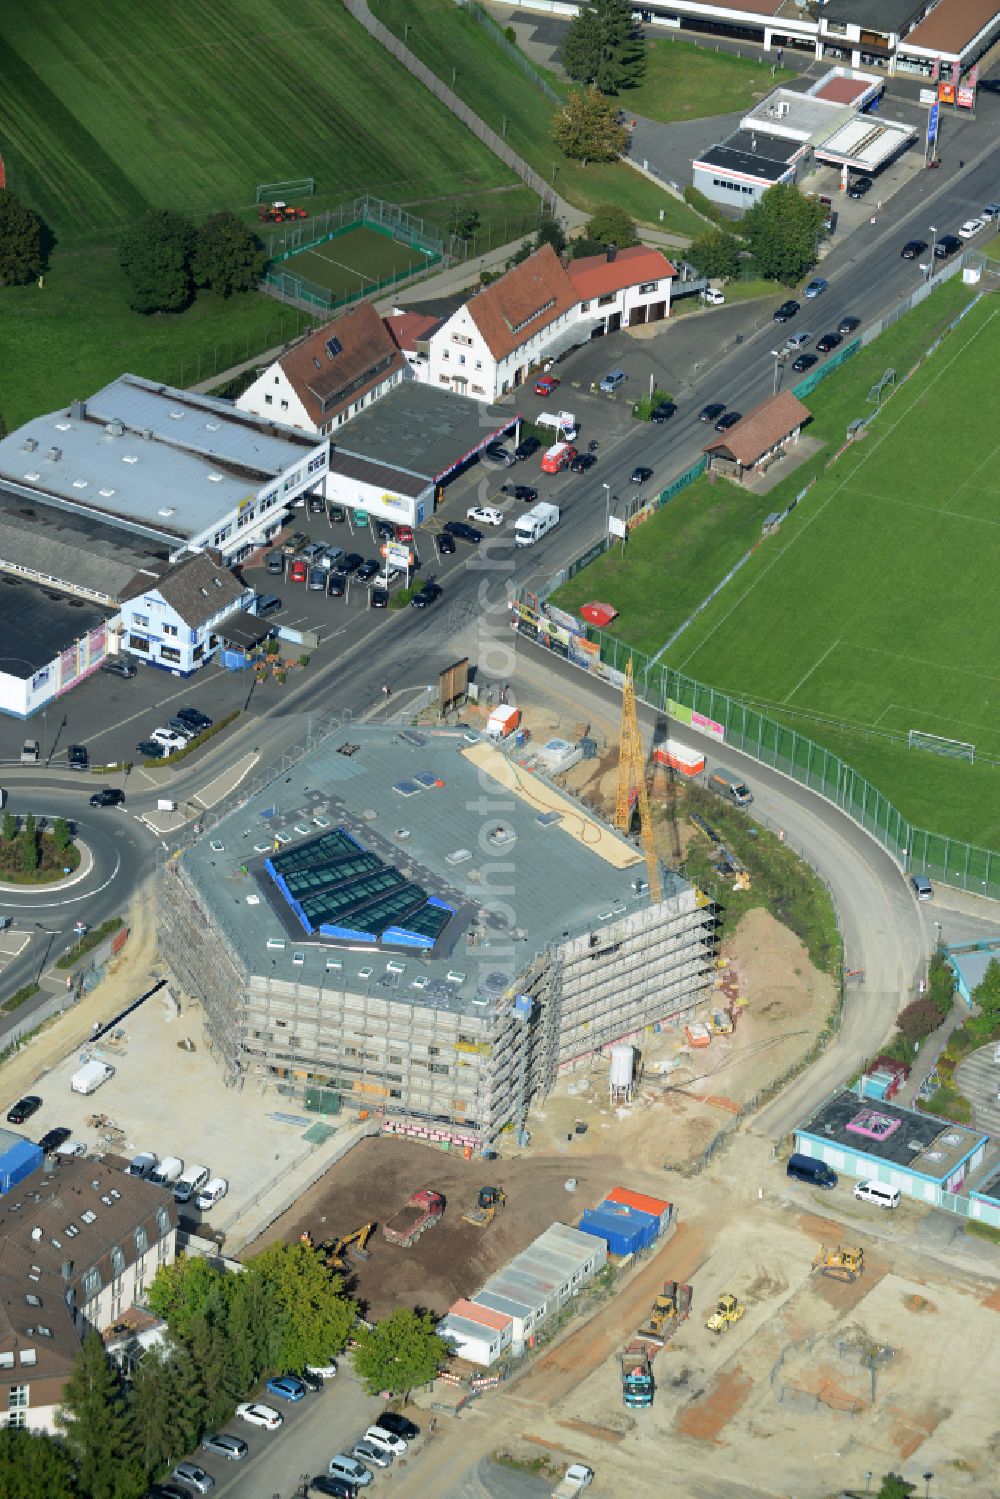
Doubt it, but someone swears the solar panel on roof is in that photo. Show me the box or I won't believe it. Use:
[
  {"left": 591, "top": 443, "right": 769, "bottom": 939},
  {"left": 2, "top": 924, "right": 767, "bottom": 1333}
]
[
  {"left": 325, "top": 336, "right": 343, "bottom": 358},
  {"left": 413, "top": 771, "right": 440, "bottom": 787}
]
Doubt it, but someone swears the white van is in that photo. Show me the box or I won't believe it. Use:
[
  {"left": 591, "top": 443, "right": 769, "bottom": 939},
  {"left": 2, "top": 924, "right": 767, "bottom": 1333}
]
[
  {"left": 328, "top": 1453, "right": 373, "bottom": 1487},
  {"left": 70, "top": 1059, "right": 115, "bottom": 1095},
  {"left": 195, "top": 1177, "right": 229, "bottom": 1212},
  {"left": 853, "top": 1179, "right": 900, "bottom": 1210},
  {"left": 149, "top": 1156, "right": 184, "bottom": 1187},
  {"left": 537, "top": 410, "right": 578, "bottom": 440},
  {"left": 173, "top": 1165, "right": 210, "bottom": 1203}
]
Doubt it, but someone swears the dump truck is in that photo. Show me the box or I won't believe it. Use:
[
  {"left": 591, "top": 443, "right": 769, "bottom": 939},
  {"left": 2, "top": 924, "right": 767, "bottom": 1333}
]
[
  {"left": 705, "top": 1292, "right": 746, "bottom": 1334},
  {"left": 382, "top": 1188, "right": 444, "bottom": 1247},
  {"left": 462, "top": 1185, "right": 506, "bottom": 1228},
  {"left": 814, "top": 1244, "right": 864, "bottom": 1283},
  {"left": 637, "top": 1280, "right": 692, "bottom": 1346},
  {"left": 551, "top": 1464, "right": 593, "bottom": 1497},
  {"left": 620, "top": 1342, "right": 654, "bottom": 1408}
]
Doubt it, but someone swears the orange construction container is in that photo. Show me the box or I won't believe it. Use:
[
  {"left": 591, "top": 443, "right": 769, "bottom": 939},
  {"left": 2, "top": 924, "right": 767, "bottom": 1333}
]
[
  {"left": 685, "top": 1023, "right": 711, "bottom": 1048},
  {"left": 606, "top": 1186, "right": 673, "bottom": 1234}
]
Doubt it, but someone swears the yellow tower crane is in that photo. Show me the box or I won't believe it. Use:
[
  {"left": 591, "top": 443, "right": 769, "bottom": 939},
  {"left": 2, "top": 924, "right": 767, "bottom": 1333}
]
[{"left": 615, "top": 659, "right": 662, "bottom": 902}]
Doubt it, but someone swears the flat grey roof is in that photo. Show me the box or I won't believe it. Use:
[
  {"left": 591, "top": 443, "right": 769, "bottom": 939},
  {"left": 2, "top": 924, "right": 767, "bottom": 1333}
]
[
  {"left": 180, "top": 723, "right": 680, "bottom": 1017},
  {"left": 743, "top": 89, "right": 854, "bottom": 141},
  {"left": 696, "top": 143, "right": 794, "bottom": 182},
  {"left": 0, "top": 375, "right": 318, "bottom": 543},
  {"left": 719, "top": 128, "right": 801, "bottom": 164},
  {"left": 948, "top": 945, "right": 1000, "bottom": 994},
  {"left": 0, "top": 490, "right": 169, "bottom": 600},
  {"left": 328, "top": 451, "right": 428, "bottom": 499},
  {"left": 0, "top": 575, "right": 114, "bottom": 679},
  {"left": 798, "top": 1089, "right": 987, "bottom": 1181},
  {"left": 335, "top": 385, "right": 516, "bottom": 483},
  {"left": 820, "top": 0, "right": 925, "bottom": 32}
]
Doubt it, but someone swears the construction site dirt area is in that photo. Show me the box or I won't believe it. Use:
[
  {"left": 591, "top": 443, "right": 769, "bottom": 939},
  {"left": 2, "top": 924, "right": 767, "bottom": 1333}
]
[{"left": 242, "top": 1136, "right": 642, "bottom": 1320}]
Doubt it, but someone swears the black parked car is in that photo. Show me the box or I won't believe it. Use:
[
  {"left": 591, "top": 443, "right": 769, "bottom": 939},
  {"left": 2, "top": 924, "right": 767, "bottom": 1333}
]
[
  {"left": 376, "top": 1411, "right": 420, "bottom": 1440},
  {"left": 254, "top": 593, "right": 282, "bottom": 618},
  {"left": 327, "top": 572, "right": 347, "bottom": 597},
  {"left": 90, "top": 787, "right": 125, "bottom": 808},
  {"left": 570, "top": 452, "right": 596, "bottom": 473},
  {"left": 443, "top": 521, "right": 483, "bottom": 544},
  {"left": 901, "top": 239, "right": 927, "bottom": 259},
  {"left": 773, "top": 299, "right": 800, "bottom": 323},
  {"left": 481, "top": 443, "right": 514, "bottom": 467},
  {"left": 67, "top": 744, "right": 89, "bottom": 771},
  {"left": 411, "top": 582, "right": 443, "bottom": 609},
  {"left": 838, "top": 315, "right": 861, "bottom": 335},
  {"left": 265, "top": 550, "right": 285, "bottom": 575},
  {"left": 176, "top": 708, "right": 212, "bottom": 733},
  {"left": 650, "top": 401, "right": 677, "bottom": 423},
  {"left": 356, "top": 559, "right": 380, "bottom": 582},
  {"left": 100, "top": 656, "right": 137, "bottom": 679},
  {"left": 513, "top": 435, "right": 541, "bottom": 461},
  {"left": 715, "top": 411, "right": 742, "bottom": 432},
  {"left": 137, "top": 740, "right": 169, "bottom": 759},
  {"left": 329, "top": 505, "right": 346, "bottom": 523},
  {"left": 370, "top": 588, "right": 390, "bottom": 609},
  {"left": 816, "top": 331, "right": 843, "bottom": 353},
  {"left": 699, "top": 402, "right": 726, "bottom": 423},
  {"left": 376, "top": 520, "right": 395, "bottom": 542},
  {"left": 339, "top": 552, "right": 364, "bottom": 574},
  {"left": 501, "top": 484, "right": 538, "bottom": 502},
  {"left": 39, "top": 1127, "right": 72, "bottom": 1154},
  {"left": 436, "top": 532, "right": 456, "bottom": 556},
  {"left": 792, "top": 352, "right": 817, "bottom": 373},
  {"left": 847, "top": 176, "right": 872, "bottom": 198},
  {"left": 933, "top": 233, "right": 961, "bottom": 258},
  {"left": 6, "top": 1096, "right": 42, "bottom": 1125}
]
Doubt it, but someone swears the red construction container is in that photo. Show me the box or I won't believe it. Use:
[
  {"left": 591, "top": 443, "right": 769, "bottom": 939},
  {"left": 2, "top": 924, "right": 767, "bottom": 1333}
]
[
  {"left": 580, "top": 601, "right": 618, "bottom": 628},
  {"left": 606, "top": 1186, "right": 673, "bottom": 1236}
]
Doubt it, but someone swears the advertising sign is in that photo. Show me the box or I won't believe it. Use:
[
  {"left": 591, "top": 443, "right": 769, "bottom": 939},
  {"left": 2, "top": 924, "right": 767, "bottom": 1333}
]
[
  {"left": 931, "top": 56, "right": 940, "bottom": 81},
  {"left": 927, "top": 101, "right": 939, "bottom": 140},
  {"left": 385, "top": 542, "right": 412, "bottom": 568},
  {"left": 665, "top": 697, "right": 725, "bottom": 742},
  {"left": 608, "top": 515, "right": 627, "bottom": 539},
  {"left": 919, "top": 88, "right": 936, "bottom": 105},
  {"left": 951, "top": 58, "right": 961, "bottom": 86},
  {"left": 937, "top": 82, "right": 955, "bottom": 105},
  {"left": 957, "top": 86, "right": 975, "bottom": 109}
]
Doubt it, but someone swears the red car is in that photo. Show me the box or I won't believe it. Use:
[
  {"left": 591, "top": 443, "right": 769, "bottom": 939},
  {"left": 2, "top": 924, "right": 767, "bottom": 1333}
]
[
  {"left": 533, "top": 376, "right": 560, "bottom": 397},
  {"left": 396, "top": 525, "right": 414, "bottom": 544},
  {"left": 289, "top": 558, "right": 308, "bottom": 583}
]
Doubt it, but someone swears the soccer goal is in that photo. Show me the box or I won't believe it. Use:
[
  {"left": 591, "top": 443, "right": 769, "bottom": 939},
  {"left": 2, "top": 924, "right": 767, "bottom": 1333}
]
[
  {"left": 255, "top": 177, "right": 315, "bottom": 204},
  {"left": 908, "top": 729, "right": 975, "bottom": 763}
]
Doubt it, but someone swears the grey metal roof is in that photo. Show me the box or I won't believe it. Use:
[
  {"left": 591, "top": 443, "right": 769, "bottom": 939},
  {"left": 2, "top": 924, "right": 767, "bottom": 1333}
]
[
  {"left": 0, "top": 576, "right": 114, "bottom": 679},
  {"left": 335, "top": 384, "right": 517, "bottom": 483},
  {"left": 798, "top": 1089, "right": 987, "bottom": 1180},
  {"left": 328, "top": 450, "right": 429, "bottom": 499},
  {"left": 743, "top": 89, "right": 855, "bottom": 141},
  {"left": 180, "top": 723, "right": 672, "bottom": 1016},
  {"left": 696, "top": 141, "right": 796, "bottom": 182},
  {"left": 820, "top": 0, "right": 924, "bottom": 33},
  {"left": 0, "top": 491, "right": 169, "bottom": 601},
  {"left": 0, "top": 375, "right": 318, "bottom": 543}
]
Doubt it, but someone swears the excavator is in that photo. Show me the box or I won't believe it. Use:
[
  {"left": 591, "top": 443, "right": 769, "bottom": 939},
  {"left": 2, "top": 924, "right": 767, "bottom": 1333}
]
[
  {"left": 814, "top": 1245, "right": 865, "bottom": 1283},
  {"left": 462, "top": 1186, "right": 506, "bottom": 1228},
  {"left": 300, "top": 1223, "right": 375, "bottom": 1271},
  {"left": 704, "top": 1292, "right": 746, "bottom": 1334}
]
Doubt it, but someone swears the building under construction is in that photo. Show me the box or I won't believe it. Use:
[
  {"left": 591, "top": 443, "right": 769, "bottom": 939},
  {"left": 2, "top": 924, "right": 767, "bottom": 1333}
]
[{"left": 158, "top": 724, "right": 716, "bottom": 1149}]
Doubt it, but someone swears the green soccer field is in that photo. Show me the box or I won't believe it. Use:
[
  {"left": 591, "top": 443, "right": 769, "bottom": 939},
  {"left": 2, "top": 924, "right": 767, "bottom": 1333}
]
[
  {"left": 285, "top": 227, "right": 428, "bottom": 300},
  {"left": 669, "top": 298, "right": 1000, "bottom": 773},
  {"left": 0, "top": 0, "right": 513, "bottom": 244}
]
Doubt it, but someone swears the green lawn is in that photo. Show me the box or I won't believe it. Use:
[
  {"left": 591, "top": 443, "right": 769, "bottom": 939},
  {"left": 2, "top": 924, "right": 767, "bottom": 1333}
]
[
  {"left": 552, "top": 475, "right": 778, "bottom": 653},
  {"left": 625, "top": 38, "right": 795, "bottom": 123},
  {"left": 0, "top": 0, "right": 514, "bottom": 246},
  {"left": 0, "top": 247, "right": 311, "bottom": 429},
  {"left": 375, "top": 0, "right": 705, "bottom": 237}
]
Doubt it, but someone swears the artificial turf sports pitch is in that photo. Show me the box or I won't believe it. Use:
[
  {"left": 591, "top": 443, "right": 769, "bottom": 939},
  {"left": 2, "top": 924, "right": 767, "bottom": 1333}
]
[
  {"left": 281, "top": 227, "right": 428, "bottom": 301},
  {"left": 663, "top": 297, "right": 1000, "bottom": 842}
]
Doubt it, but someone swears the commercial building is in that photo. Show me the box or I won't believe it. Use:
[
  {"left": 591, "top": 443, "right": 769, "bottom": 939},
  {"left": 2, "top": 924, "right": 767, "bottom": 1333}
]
[
  {"left": 472, "top": 1222, "right": 607, "bottom": 1355},
  {"left": 943, "top": 941, "right": 1000, "bottom": 1006},
  {"left": 117, "top": 550, "right": 251, "bottom": 675},
  {"left": 158, "top": 723, "right": 717, "bottom": 1149},
  {"left": 326, "top": 384, "right": 517, "bottom": 529},
  {"left": 703, "top": 389, "right": 812, "bottom": 484},
  {"left": 794, "top": 1088, "right": 988, "bottom": 1205},
  {"left": 237, "top": 302, "right": 407, "bottom": 441},
  {"left": 0, "top": 375, "right": 328, "bottom": 570},
  {"left": 565, "top": 245, "right": 677, "bottom": 334},
  {"left": 0, "top": 1155, "right": 177, "bottom": 1433}
]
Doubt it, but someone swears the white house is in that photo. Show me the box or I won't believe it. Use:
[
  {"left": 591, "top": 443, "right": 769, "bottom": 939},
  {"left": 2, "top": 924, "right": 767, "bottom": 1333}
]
[
  {"left": 238, "top": 301, "right": 407, "bottom": 443},
  {"left": 0, "top": 1156, "right": 177, "bottom": 1434},
  {"left": 425, "top": 244, "right": 581, "bottom": 402},
  {"left": 384, "top": 311, "right": 441, "bottom": 384},
  {"left": 437, "top": 1298, "right": 513, "bottom": 1368},
  {"left": 566, "top": 244, "right": 676, "bottom": 333},
  {"left": 117, "top": 550, "right": 250, "bottom": 675}
]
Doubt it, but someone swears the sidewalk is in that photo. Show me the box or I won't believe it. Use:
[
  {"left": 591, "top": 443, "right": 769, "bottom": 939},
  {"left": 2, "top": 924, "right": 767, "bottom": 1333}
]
[{"left": 894, "top": 996, "right": 968, "bottom": 1106}]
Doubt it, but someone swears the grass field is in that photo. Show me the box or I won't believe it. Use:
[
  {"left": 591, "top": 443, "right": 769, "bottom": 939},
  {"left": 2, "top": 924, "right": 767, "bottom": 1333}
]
[
  {"left": 375, "top": 0, "right": 705, "bottom": 237},
  {"left": 282, "top": 227, "right": 430, "bottom": 300},
  {"left": 625, "top": 37, "right": 794, "bottom": 122},
  {"left": 0, "top": 0, "right": 514, "bottom": 245}
]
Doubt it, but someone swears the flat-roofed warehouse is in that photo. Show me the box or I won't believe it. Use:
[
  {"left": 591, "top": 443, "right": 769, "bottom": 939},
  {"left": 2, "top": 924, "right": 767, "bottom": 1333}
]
[{"left": 159, "top": 724, "right": 716, "bottom": 1149}]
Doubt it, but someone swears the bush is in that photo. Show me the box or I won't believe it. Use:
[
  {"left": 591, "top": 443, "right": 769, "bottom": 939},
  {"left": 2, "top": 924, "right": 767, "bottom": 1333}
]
[
  {"left": 632, "top": 387, "right": 673, "bottom": 422},
  {"left": 142, "top": 710, "right": 239, "bottom": 767},
  {"left": 683, "top": 185, "right": 728, "bottom": 227},
  {"left": 917, "top": 1084, "right": 971, "bottom": 1123},
  {"left": 55, "top": 917, "right": 123, "bottom": 970},
  {"left": 390, "top": 586, "right": 416, "bottom": 609},
  {"left": 1, "top": 981, "right": 40, "bottom": 1014},
  {"left": 897, "top": 997, "right": 945, "bottom": 1046}
]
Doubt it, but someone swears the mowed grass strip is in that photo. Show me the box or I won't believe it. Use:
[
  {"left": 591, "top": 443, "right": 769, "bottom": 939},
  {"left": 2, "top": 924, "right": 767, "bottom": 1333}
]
[
  {"left": 625, "top": 37, "right": 795, "bottom": 122},
  {"left": 0, "top": 0, "right": 514, "bottom": 243},
  {"left": 375, "top": 0, "right": 704, "bottom": 235}
]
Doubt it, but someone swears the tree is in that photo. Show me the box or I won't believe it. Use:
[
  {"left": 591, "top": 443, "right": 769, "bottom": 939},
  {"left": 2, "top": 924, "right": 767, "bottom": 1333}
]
[
  {"left": 57, "top": 1331, "right": 142, "bottom": 1499},
  {"left": 186, "top": 1311, "right": 236, "bottom": 1430},
  {"left": 973, "top": 957, "right": 1000, "bottom": 1019},
  {"left": 20, "top": 813, "right": 37, "bottom": 875},
  {"left": 0, "top": 1428, "right": 78, "bottom": 1499},
  {"left": 130, "top": 1346, "right": 179, "bottom": 1483},
  {"left": 224, "top": 1271, "right": 279, "bottom": 1396},
  {"left": 877, "top": 1476, "right": 916, "bottom": 1499},
  {"left": 118, "top": 210, "right": 196, "bottom": 314},
  {"left": 1, "top": 810, "right": 14, "bottom": 843},
  {"left": 247, "top": 1241, "right": 356, "bottom": 1371},
  {"left": 687, "top": 227, "right": 741, "bottom": 282},
  {"left": 193, "top": 211, "right": 267, "bottom": 298},
  {"left": 740, "top": 182, "right": 824, "bottom": 286},
  {"left": 353, "top": 1308, "right": 450, "bottom": 1399},
  {"left": 447, "top": 204, "right": 481, "bottom": 241},
  {"left": 552, "top": 89, "right": 629, "bottom": 163},
  {"left": 0, "top": 189, "right": 43, "bottom": 287},
  {"left": 896, "top": 997, "right": 944, "bottom": 1045},
  {"left": 561, "top": 0, "right": 646, "bottom": 93},
  {"left": 52, "top": 817, "right": 72, "bottom": 854},
  {"left": 535, "top": 215, "right": 567, "bottom": 255},
  {"left": 147, "top": 1254, "right": 227, "bottom": 1342},
  {"left": 587, "top": 205, "right": 638, "bottom": 248}
]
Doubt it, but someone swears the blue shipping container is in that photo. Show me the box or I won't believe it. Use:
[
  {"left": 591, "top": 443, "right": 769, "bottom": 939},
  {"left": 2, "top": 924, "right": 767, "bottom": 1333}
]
[
  {"left": 0, "top": 1140, "right": 44, "bottom": 1195},
  {"left": 577, "top": 1200, "right": 658, "bottom": 1256}
]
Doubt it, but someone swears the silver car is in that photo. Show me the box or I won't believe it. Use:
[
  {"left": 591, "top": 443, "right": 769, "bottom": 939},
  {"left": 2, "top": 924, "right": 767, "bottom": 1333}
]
[
  {"left": 171, "top": 1460, "right": 214, "bottom": 1492},
  {"left": 352, "top": 1439, "right": 393, "bottom": 1469},
  {"left": 200, "top": 1433, "right": 248, "bottom": 1461}
]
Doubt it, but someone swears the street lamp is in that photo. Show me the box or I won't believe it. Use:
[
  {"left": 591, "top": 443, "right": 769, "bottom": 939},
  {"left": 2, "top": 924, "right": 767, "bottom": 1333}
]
[
  {"left": 923, "top": 1473, "right": 934, "bottom": 1499},
  {"left": 929, "top": 225, "right": 937, "bottom": 275},
  {"left": 770, "top": 349, "right": 784, "bottom": 396},
  {"left": 602, "top": 482, "right": 611, "bottom": 538}
]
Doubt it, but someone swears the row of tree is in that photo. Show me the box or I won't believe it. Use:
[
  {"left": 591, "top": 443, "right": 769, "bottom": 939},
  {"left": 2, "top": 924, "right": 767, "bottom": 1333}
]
[
  {"left": 0, "top": 1241, "right": 448, "bottom": 1499},
  {"left": 119, "top": 209, "right": 267, "bottom": 314},
  {"left": 687, "top": 183, "right": 827, "bottom": 286}
]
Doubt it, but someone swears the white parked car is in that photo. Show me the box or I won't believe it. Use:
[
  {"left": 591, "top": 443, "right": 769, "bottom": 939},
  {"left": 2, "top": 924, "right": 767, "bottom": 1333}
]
[
  {"left": 466, "top": 505, "right": 504, "bottom": 527},
  {"left": 150, "top": 727, "right": 187, "bottom": 750},
  {"left": 235, "top": 1402, "right": 283, "bottom": 1430},
  {"left": 785, "top": 331, "right": 812, "bottom": 349},
  {"left": 305, "top": 1360, "right": 338, "bottom": 1380},
  {"left": 194, "top": 1176, "right": 228, "bottom": 1211},
  {"left": 364, "top": 1424, "right": 407, "bottom": 1455},
  {"left": 957, "top": 216, "right": 986, "bottom": 239}
]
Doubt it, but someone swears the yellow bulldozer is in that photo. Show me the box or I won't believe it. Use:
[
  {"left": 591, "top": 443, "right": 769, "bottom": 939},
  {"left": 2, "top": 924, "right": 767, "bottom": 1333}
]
[
  {"left": 705, "top": 1293, "right": 746, "bottom": 1335},
  {"left": 814, "top": 1244, "right": 864, "bottom": 1283},
  {"left": 637, "top": 1280, "right": 692, "bottom": 1346},
  {"left": 462, "top": 1185, "right": 506, "bottom": 1227},
  {"left": 301, "top": 1222, "right": 375, "bottom": 1271}
]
